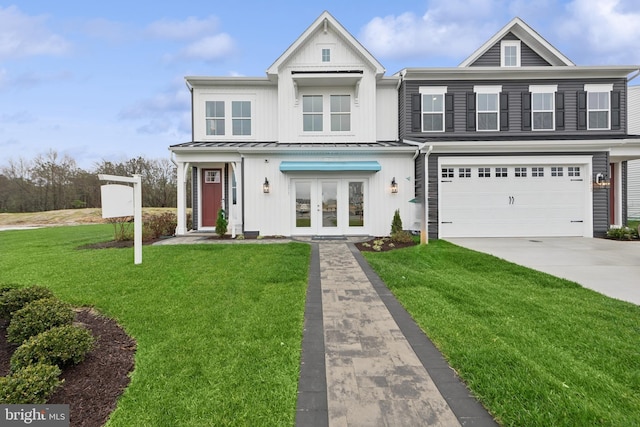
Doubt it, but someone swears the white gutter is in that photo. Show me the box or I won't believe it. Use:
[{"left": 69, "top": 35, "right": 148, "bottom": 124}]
[{"left": 422, "top": 145, "right": 433, "bottom": 245}]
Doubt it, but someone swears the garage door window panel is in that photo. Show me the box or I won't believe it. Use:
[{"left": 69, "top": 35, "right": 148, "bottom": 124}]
[
  {"left": 459, "top": 168, "right": 471, "bottom": 178},
  {"left": 552, "top": 167, "right": 564, "bottom": 177},
  {"left": 479, "top": 168, "right": 491, "bottom": 178},
  {"left": 495, "top": 167, "right": 508, "bottom": 177},
  {"left": 532, "top": 167, "right": 544, "bottom": 177}
]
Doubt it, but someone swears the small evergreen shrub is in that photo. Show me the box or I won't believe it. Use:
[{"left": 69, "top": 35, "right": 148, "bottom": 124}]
[
  {"left": 216, "top": 209, "right": 228, "bottom": 237},
  {"left": 0, "top": 286, "right": 54, "bottom": 319},
  {"left": 606, "top": 226, "right": 639, "bottom": 240},
  {"left": 10, "top": 325, "right": 95, "bottom": 372},
  {"left": 7, "top": 298, "right": 74, "bottom": 344},
  {"left": 391, "top": 230, "right": 413, "bottom": 243},
  {"left": 0, "top": 363, "right": 62, "bottom": 404},
  {"left": 391, "top": 209, "right": 403, "bottom": 235}
]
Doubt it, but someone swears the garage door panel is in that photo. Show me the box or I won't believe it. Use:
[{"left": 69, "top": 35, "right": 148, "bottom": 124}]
[{"left": 439, "top": 161, "right": 589, "bottom": 238}]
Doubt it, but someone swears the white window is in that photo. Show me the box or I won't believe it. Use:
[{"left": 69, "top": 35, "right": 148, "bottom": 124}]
[
  {"left": 515, "top": 167, "right": 527, "bottom": 177},
  {"left": 205, "top": 98, "right": 253, "bottom": 138},
  {"left": 551, "top": 167, "right": 564, "bottom": 177},
  {"left": 532, "top": 167, "right": 544, "bottom": 177},
  {"left": 322, "top": 48, "right": 331, "bottom": 62},
  {"left": 585, "top": 84, "right": 612, "bottom": 130},
  {"left": 479, "top": 167, "right": 491, "bottom": 178},
  {"left": 232, "top": 101, "right": 251, "bottom": 135},
  {"left": 303, "top": 95, "right": 323, "bottom": 132},
  {"left": 495, "top": 167, "right": 508, "bottom": 177},
  {"left": 205, "top": 101, "right": 225, "bottom": 135},
  {"left": 419, "top": 86, "right": 447, "bottom": 132},
  {"left": 442, "top": 168, "right": 454, "bottom": 178},
  {"left": 501, "top": 40, "right": 521, "bottom": 67},
  {"left": 330, "top": 95, "right": 350, "bottom": 131},
  {"left": 475, "top": 86, "right": 501, "bottom": 131},
  {"left": 459, "top": 168, "right": 471, "bottom": 178},
  {"left": 568, "top": 166, "right": 581, "bottom": 177},
  {"left": 530, "top": 85, "right": 557, "bottom": 131}
]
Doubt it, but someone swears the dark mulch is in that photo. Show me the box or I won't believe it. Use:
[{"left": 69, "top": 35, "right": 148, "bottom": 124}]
[
  {"left": 77, "top": 239, "right": 160, "bottom": 250},
  {"left": 0, "top": 308, "right": 136, "bottom": 427},
  {"left": 355, "top": 236, "right": 418, "bottom": 252}
]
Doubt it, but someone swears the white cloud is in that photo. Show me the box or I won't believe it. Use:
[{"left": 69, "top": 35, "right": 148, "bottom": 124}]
[
  {"left": 360, "top": 0, "right": 503, "bottom": 61},
  {"left": 0, "top": 5, "right": 70, "bottom": 59},
  {"left": 179, "top": 34, "right": 235, "bottom": 61},
  {"left": 146, "top": 16, "right": 221, "bottom": 41},
  {"left": 82, "top": 18, "right": 132, "bottom": 43},
  {"left": 559, "top": 0, "right": 640, "bottom": 63}
]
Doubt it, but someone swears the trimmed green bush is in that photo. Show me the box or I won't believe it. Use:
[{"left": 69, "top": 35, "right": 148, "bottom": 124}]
[
  {"left": 391, "top": 230, "right": 413, "bottom": 243},
  {"left": 0, "top": 286, "right": 54, "bottom": 319},
  {"left": 7, "top": 298, "right": 74, "bottom": 344},
  {"left": 10, "top": 325, "right": 95, "bottom": 372},
  {"left": 216, "top": 209, "right": 228, "bottom": 237},
  {"left": 391, "top": 209, "right": 403, "bottom": 235},
  {"left": 0, "top": 363, "right": 62, "bottom": 404}
]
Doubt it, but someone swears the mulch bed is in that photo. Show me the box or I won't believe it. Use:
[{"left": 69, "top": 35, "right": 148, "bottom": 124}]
[
  {"left": 355, "top": 236, "right": 418, "bottom": 252},
  {"left": 0, "top": 308, "right": 136, "bottom": 427}
]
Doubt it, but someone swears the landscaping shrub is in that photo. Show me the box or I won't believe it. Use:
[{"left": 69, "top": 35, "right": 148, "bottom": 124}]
[
  {"left": 145, "top": 212, "right": 177, "bottom": 239},
  {"left": 7, "top": 298, "right": 74, "bottom": 344},
  {"left": 10, "top": 325, "right": 95, "bottom": 372},
  {"left": 391, "top": 209, "right": 403, "bottom": 235},
  {"left": 606, "top": 226, "right": 639, "bottom": 240},
  {"left": 0, "top": 363, "right": 62, "bottom": 404},
  {"left": 0, "top": 286, "right": 54, "bottom": 319},
  {"left": 216, "top": 209, "right": 228, "bottom": 237},
  {"left": 391, "top": 230, "right": 413, "bottom": 243}
]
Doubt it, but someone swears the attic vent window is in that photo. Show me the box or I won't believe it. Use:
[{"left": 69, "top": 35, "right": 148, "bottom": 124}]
[
  {"left": 501, "top": 40, "right": 521, "bottom": 67},
  {"left": 322, "top": 48, "right": 331, "bottom": 62}
]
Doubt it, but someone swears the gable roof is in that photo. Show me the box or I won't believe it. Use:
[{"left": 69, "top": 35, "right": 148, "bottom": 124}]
[
  {"left": 266, "top": 11, "right": 385, "bottom": 78},
  {"left": 459, "top": 17, "right": 575, "bottom": 67}
]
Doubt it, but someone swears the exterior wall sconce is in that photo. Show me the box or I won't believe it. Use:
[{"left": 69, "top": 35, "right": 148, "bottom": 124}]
[
  {"left": 391, "top": 177, "right": 398, "bottom": 193},
  {"left": 593, "top": 173, "right": 610, "bottom": 188},
  {"left": 263, "top": 177, "right": 270, "bottom": 193}
]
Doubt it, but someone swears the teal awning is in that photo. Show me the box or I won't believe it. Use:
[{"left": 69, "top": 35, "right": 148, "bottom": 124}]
[{"left": 279, "top": 161, "right": 381, "bottom": 172}]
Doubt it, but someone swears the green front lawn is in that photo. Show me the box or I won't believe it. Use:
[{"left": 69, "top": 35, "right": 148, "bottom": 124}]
[
  {"left": 0, "top": 225, "right": 310, "bottom": 426},
  {"left": 363, "top": 241, "right": 640, "bottom": 427}
]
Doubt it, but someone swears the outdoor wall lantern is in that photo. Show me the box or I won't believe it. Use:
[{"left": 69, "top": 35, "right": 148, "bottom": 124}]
[
  {"left": 263, "top": 177, "right": 270, "bottom": 193},
  {"left": 391, "top": 177, "right": 398, "bottom": 193},
  {"left": 593, "top": 173, "right": 610, "bottom": 188}
]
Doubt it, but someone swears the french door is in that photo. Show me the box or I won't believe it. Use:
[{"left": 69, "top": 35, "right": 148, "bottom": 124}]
[{"left": 293, "top": 179, "right": 366, "bottom": 235}]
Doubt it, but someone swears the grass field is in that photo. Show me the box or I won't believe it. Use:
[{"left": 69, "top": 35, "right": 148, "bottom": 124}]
[
  {"left": 363, "top": 241, "right": 640, "bottom": 427},
  {"left": 0, "top": 224, "right": 310, "bottom": 426}
]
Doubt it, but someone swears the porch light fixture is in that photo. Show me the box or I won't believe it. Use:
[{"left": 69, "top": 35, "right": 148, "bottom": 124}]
[
  {"left": 593, "top": 173, "right": 610, "bottom": 188},
  {"left": 391, "top": 177, "right": 398, "bottom": 193},
  {"left": 263, "top": 177, "right": 270, "bottom": 193}
]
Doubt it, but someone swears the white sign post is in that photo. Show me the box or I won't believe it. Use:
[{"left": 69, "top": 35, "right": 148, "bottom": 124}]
[{"left": 99, "top": 174, "right": 143, "bottom": 265}]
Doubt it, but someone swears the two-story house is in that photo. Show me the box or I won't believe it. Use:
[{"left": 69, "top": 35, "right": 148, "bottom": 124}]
[
  {"left": 170, "top": 12, "right": 640, "bottom": 239},
  {"left": 400, "top": 17, "right": 640, "bottom": 239},
  {"left": 170, "top": 11, "right": 418, "bottom": 237}
]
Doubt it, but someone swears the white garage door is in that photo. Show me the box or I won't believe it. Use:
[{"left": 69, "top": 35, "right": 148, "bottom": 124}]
[{"left": 439, "top": 157, "right": 592, "bottom": 238}]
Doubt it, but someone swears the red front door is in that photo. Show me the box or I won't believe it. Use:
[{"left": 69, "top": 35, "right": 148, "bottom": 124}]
[{"left": 202, "top": 169, "right": 222, "bottom": 227}]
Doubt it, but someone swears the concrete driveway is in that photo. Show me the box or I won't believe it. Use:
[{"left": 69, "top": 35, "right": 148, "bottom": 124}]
[{"left": 447, "top": 237, "right": 640, "bottom": 305}]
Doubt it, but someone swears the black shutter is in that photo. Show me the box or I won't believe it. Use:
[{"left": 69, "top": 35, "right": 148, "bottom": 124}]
[
  {"left": 411, "top": 93, "right": 422, "bottom": 132},
  {"left": 500, "top": 92, "right": 509, "bottom": 131},
  {"left": 577, "top": 91, "right": 587, "bottom": 130},
  {"left": 466, "top": 92, "right": 476, "bottom": 131},
  {"left": 611, "top": 91, "right": 621, "bottom": 130},
  {"left": 445, "top": 93, "right": 454, "bottom": 132},
  {"left": 555, "top": 92, "right": 565, "bottom": 130},
  {"left": 521, "top": 92, "right": 532, "bottom": 131}
]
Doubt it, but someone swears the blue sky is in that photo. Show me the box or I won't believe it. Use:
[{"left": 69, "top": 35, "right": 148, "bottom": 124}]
[{"left": 1, "top": 0, "right": 640, "bottom": 169}]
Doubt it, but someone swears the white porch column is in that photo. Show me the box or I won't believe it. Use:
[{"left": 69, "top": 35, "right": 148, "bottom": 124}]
[
  {"left": 613, "top": 161, "right": 624, "bottom": 226},
  {"left": 176, "top": 161, "right": 188, "bottom": 235}
]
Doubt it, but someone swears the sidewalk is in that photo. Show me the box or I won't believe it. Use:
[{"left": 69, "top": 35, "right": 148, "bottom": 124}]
[{"left": 296, "top": 241, "right": 497, "bottom": 427}]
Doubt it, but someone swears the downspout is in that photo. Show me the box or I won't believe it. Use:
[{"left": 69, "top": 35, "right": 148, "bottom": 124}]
[
  {"left": 422, "top": 145, "right": 433, "bottom": 245},
  {"left": 241, "top": 155, "right": 245, "bottom": 233}
]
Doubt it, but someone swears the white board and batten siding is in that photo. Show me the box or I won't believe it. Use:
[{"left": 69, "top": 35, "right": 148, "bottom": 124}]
[
  {"left": 628, "top": 86, "right": 640, "bottom": 219},
  {"left": 242, "top": 154, "right": 416, "bottom": 237},
  {"left": 438, "top": 156, "right": 593, "bottom": 238}
]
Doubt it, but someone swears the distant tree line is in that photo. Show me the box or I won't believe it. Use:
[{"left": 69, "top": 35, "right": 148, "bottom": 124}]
[{"left": 0, "top": 150, "right": 182, "bottom": 213}]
